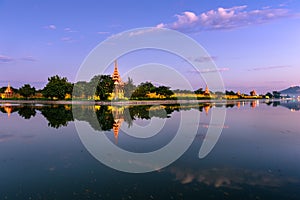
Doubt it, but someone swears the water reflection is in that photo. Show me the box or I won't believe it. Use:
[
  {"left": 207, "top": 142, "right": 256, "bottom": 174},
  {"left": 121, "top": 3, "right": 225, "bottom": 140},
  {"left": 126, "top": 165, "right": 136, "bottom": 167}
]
[
  {"left": 1, "top": 100, "right": 299, "bottom": 130},
  {"left": 1, "top": 100, "right": 300, "bottom": 199},
  {"left": 168, "top": 166, "right": 298, "bottom": 188}
]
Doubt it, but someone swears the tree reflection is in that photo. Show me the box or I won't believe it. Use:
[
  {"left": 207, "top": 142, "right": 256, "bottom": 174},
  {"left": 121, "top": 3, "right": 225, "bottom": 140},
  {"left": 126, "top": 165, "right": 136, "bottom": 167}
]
[
  {"left": 18, "top": 106, "right": 36, "bottom": 119},
  {"left": 6, "top": 100, "right": 298, "bottom": 131},
  {"left": 39, "top": 105, "right": 74, "bottom": 128}
]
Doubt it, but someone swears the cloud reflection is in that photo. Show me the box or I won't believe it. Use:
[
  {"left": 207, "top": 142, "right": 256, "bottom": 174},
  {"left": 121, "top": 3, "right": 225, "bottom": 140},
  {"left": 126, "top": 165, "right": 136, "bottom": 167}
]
[{"left": 168, "top": 166, "right": 298, "bottom": 188}]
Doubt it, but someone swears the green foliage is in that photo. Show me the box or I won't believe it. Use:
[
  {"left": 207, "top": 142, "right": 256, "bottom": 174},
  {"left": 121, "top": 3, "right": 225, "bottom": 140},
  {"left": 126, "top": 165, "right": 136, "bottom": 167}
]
[
  {"left": 131, "top": 82, "right": 155, "bottom": 98},
  {"left": 225, "top": 90, "right": 236, "bottom": 95},
  {"left": 72, "top": 81, "right": 88, "bottom": 97},
  {"left": 272, "top": 91, "right": 281, "bottom": 99},
  {"left": 18, "top": 107, "right": 36, "bottom": 119},
  {"left": 194, "top": 88, "right": 203, "bottom": 94},
  {"left": 265, "top": 92, "right": 273, "bottom": 98},
  {"left": 124, "top": 77, "right": 136, "bottom": 98},
  {"left": 42, "top": 75, "right": 73, "bottom": 100},
  {"left": 94, "top": 75, "right": 114, "bottom": 100},
  {"left": 155, "top": 86, "right": 174, "bottom": 98},
  {"left": 19, "top": 84, "right": 36, "bottom": 99},
  {"left": 40, "top": 105, "right": 74, "bottom": 128}
]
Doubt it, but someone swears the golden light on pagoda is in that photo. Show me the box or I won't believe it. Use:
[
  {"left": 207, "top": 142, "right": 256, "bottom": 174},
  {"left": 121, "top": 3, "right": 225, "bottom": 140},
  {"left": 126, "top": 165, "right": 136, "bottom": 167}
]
[
  {"left": 3, "top": 104, "right": 12, "bottom": 117},
  {"left": 204, "top": 104, "right": 210, "bottom": 115},
  {"left": 111, "top": 60, "right": 124, "bottom": 100},
  {"left": 4, "top": 83, "right": 13, "bottom": 98},
  {"left": 204, "top": 85, "right": 210, "bottom": 95}
]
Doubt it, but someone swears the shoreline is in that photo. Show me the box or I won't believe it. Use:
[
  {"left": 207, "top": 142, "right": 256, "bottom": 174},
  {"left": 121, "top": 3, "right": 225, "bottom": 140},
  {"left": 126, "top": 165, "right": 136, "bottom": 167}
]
[{"left": 0, "top": 98, "right": 271, "bottom": 106}]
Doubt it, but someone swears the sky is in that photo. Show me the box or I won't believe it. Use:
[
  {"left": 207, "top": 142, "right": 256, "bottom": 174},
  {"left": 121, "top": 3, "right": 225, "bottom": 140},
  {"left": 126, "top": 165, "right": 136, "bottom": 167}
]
[{"left": 0, "top": 0, "right": 300, "bottom": 93}]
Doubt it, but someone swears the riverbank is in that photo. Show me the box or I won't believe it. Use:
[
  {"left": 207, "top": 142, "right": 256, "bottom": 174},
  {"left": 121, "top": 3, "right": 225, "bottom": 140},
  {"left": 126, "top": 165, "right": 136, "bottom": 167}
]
[{"left": 0, "top": 98, "right": 269, "bottom": 106}]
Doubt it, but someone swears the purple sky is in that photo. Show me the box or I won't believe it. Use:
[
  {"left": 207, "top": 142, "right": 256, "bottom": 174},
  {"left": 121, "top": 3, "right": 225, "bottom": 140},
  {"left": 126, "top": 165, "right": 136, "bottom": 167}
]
[{"left": 0, "top": 0, "right": 300, "bottom": 93}]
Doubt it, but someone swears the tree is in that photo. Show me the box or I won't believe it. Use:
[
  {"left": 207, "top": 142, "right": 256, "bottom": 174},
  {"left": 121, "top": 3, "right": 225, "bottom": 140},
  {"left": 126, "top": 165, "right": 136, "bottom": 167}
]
[
  {"left": 225, "top": 90, "right": 236, "bottom": 95},
  {"left": 94, "top": 75, "right": 114, "bottom": 100},
  {"left": 155, "top": 86, "right": 174, "bottom": 98},
  {"left": 40, "top": 105, "right": 74, "bottom": 128},
  {"left": 18, "top": 106, "right": 36, "bottom": 119},
  {"left": 19, "top": 84, "right": 36, "bottom": 99},
  {"left": 131, "top": 82, "right": 155, "bottom": 98},
  {"left": 124, "top": 77, "right": 136, "bottom": 98},
  {"left": 194, "top": 88, "right": 203, "bottom": 94},
  {"left": 73, "top": 81, "right": 88, "bottom": 98},
  {"left": 42, "top": 75, "right": 73, "bottom": 100},
  {"left": 265, "top": 92, "right": 273, "bottom": 98},
  {"left": 272, "top": 91, "right": 281, "bottom": 99}
]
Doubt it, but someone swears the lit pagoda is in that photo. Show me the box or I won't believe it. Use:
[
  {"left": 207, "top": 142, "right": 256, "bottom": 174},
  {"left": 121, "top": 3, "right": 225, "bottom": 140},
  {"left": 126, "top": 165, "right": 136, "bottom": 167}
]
[
  {"left": 4, "top": 83, "right": 13, "bottom": 98},
  {"left": 111, "top": 60, "right": 124, "bottom": 99}
]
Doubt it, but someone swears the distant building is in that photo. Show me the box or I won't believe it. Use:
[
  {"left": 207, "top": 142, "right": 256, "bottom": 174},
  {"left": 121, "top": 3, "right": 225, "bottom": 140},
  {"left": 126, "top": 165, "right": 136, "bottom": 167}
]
[
  {"left": 204, "top": 85, "right": 210, "bottom": 95},
  {"left": 111, "top": 60, "right": 124, "bottom": 100},
  {"left": 250, "top": 90, "right": 257, "bottom": 96},
  {"left": 110, "top": 106, "right": 125, "bottom": 143},
  {"left": 4, "top": 83, "right": 13, "bottom": 98}
]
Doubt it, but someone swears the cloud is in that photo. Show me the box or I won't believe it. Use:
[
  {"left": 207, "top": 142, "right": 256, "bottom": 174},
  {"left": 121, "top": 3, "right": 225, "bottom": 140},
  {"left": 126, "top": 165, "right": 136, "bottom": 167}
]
[
  {"left": 191, "top": 56, "right": 217, "bottom": 63},
  {"left": 64, "top": 27, "right": 77, "bottom": 33},
  {"left": 248, "top": 65, "right": 291, "bottom": 71},
  {"left": 188, "top": 67, "right": 229, "bottom": 74},
  {"left": 157, "top": 5, "right": 294, "bottom": 32},
  {"left": 168, "top": 166, "right": 298, "bottom": 188},
  {"left": 61, "top": 37, "right": 72, "bottom": 42},
  {"left": 96, "top": 31, "right": 110, "bottom": 35},
  {"left": 21, "top": 56, "right": 37, "bottom": 62},
  {"left": 44, "top": 24, "right": 56, "bottom": 30},
  {"left": 0, "top": 55, "right": 14, "bottom": 62},
  {"left": 128, "top": 28, "right": 161, "bottom": 37}
]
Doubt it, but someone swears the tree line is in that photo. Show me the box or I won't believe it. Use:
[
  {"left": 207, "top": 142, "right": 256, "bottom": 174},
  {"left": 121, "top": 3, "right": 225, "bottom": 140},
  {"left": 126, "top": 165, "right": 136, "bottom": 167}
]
[
  {"left": 0, "top": 75, "right": 175, "bottom": 100},
  {"left": 1, "top": 74, "right": 283, "bottom": 100}
]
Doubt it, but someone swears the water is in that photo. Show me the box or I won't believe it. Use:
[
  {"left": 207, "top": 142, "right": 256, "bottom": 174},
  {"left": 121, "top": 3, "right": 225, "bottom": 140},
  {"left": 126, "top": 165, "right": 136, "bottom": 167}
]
[{"left": 0, "top": 100, "right": 300, "bottom": 199}]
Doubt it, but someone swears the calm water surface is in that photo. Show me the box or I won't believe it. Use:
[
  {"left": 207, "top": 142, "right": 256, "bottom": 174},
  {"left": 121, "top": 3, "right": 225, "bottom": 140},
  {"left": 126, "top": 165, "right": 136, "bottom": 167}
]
[{"left": 0, "top": 100, "right": 300, "bottom": 200}]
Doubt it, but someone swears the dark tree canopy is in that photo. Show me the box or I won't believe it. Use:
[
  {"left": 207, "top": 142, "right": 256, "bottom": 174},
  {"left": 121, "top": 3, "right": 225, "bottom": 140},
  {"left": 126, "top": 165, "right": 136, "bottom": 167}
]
[
  {"left": 18, "top": 106, "right": 36, "bottom": 119},
  {"left": 131, "top": 82, "right": 155, "bottom": 98},
  {"left": 124, "top": 77, "right": 136, "bottom": 98},
  {"left": 42, "top": 75, "right": 73, "bottom": 100},
  {"left": 155, "top": 86, "right": 174, "bottom": 98},
  {"left": 40, "top": 105, "right": 74, "bottom": 128},
  {"left": 94, "top": 75, "right": 114, "bottom": 100},
  {"left": 19, "top": 84, "right": 36, "bottom": 99},
  {"left": 72, "top": 81, "right": 88, "bottom": 98}
]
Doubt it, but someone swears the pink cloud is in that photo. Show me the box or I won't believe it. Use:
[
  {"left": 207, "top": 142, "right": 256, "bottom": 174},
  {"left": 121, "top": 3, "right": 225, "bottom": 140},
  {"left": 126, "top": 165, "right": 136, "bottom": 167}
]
[
  {"left": 0, "top": 55, "right": 14, "bottom": 62},
  {"left": 158, "top": 6, "right": 293, "bottom": 32}
]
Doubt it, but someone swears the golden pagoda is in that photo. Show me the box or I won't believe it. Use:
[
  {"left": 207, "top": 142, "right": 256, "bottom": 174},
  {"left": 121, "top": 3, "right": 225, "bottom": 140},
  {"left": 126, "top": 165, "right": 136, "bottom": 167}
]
[
  {"left": 111, "top": 60, "right": 124, "bottom": 99},
  {"left": 3, "top": 104, "right": 12, "bottom": 117},
  {"left": 110, "top": 106, "right": 125, "bottom": 143},
  {"left": 250, "top": 90, "right": 257, "bottom": 96},
  {"left": 204, "top": 85, "right": 210, "bottom": 95},
  {"left": 112, "top": 119, "right": 123, "bottom": 143},
  {"left": 4, "top": 83, "right": 13, "bottom": 98},
  {"left": 203, "top": 104, "right": 210, "bottom": 115}
]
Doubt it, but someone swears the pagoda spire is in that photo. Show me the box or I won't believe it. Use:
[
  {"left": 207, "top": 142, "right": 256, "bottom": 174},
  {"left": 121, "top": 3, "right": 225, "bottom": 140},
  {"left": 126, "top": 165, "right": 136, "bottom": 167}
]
[
  {"left": 204, "top": 85, "right": 210, "bottom": 95},
  {"left": 114, "top": 60, "right": 118, "bottom": 70},
  {"left": 112, "top": 60, "right": 121, "bottom": 83}
]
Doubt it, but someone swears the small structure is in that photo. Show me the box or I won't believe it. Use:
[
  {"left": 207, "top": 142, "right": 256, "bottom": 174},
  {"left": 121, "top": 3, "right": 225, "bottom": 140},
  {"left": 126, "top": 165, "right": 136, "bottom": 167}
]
[
  {"left": 203, "top": 85, "right": 210, "bottom": 95},
  {"left": 111, "top": 60, "right": 124, "bottom": 100},
  {"left": 110, "top": 106, "right": 125, "bottom": 143},
  {"left": 250, "top": 90, "right": 257, "bottom": 96},
  {"left": 203, "top": 104, "right": 210, "bottom": 115},
  {"left": 4, "top": 83, "right": 13, "bottom": 98}
]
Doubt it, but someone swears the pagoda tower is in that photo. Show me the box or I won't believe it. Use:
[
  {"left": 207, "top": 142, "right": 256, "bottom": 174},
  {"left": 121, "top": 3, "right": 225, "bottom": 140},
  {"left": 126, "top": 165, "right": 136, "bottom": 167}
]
[
  {"left": 4, "top": 83, "right": 13, "bottom": 98},
  {"left": 204, "top": 85, "right": 210, "bottom": 95},
  {"left": 111, "top": 60, "right": 124, "bottom": 100}
]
